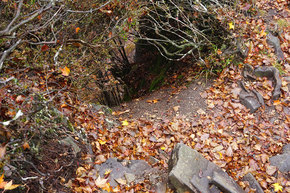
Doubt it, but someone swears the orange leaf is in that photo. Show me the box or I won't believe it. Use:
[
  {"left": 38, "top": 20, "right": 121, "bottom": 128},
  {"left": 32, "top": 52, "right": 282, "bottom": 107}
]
[
  {"left": 23, "top": 142, "right": 30, "bottom": 150},
  {"left": 0, "top": 174, "right": 5, "bottom": 187},
  {"left": 60, "top": 66, "right": 70, "bottom": 76},
  {"left": 75, "top": 27, "right": 80, "bottom": 34},
  {"left": 273, "top": 100, "right": 281, "bottom": 105}
]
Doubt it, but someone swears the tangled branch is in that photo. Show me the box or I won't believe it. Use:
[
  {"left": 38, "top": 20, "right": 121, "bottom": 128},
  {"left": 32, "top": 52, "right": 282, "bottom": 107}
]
[{"left": 135, "top": 0, "right": 231, "bottom": 60}]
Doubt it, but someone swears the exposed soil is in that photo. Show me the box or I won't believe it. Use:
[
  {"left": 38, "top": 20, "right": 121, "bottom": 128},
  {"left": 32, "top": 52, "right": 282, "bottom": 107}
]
[{"left": 113, "top": 77, "right": 213, "bottom": 121}]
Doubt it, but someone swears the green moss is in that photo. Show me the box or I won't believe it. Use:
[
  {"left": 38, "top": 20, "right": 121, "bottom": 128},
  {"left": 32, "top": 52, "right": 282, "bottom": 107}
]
[
  {"left": 273, "top": 62, "right": 285, "bottom": 75},
  {"left": 277, "top": 19, "right": 289, "bottom": 28}
]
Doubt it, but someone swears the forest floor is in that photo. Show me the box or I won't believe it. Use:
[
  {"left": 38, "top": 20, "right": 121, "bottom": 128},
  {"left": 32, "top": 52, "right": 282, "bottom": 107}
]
[{"left": 0, "top": 0, "right": 289, "bottom": 193}]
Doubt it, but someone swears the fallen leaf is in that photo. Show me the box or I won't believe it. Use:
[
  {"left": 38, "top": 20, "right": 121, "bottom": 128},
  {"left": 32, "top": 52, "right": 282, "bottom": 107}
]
[
  {"left": 4, "top": 180, "right": 20, "bottom": 190},
  {"left": 228, "top": 22, "right": 234, "bottom": 30},
  {"left": 23, "top": 142, "right": 30, "bottom": 150},
  {"left": 104, "top": 169, "right": 112, "bottom": 175},
  {"left": 260, "top": 154, "right": 269, "bottom": 163},
  {"left": 0, "top": 145, "right": 6, "bottom": 160},
  {"left": 249, "top": 159, "right": 258, "bottom": 171},
  {"left": 95, "top": 176, "right": 108, "bottom": 188},
  {"left": 60, "top": 66, "right": 70, "bottom": 76},
  {"left": 122, "top": 120, "right": 129, "bottom": 126},
  {"left": 98, "top": 139, "right": 107, "bottom": 145},
  {"left": 260, "top": 30, "right": 267, "bottom": 37},
  {"left": 76, "top": 167, "right": 86, "bottom": 177},
  {"left": 272, "top": 183, "right": 283, "bottom": 192},
  {"left": 75, "top": 27, "right": 80, "bottom": 34},
  {"left": 0, "top": 174, "right": 6, "bottom": 189},
  {"left": 266, "top": 165, "right": 277, "bottom": 175},
  {"left": 41, "top": 44, "right": 49, "bottom": 52},
  {"left": 273, "top": 100, "right": 281, "bottom": 105},
  {"left": 226, "top": 145, "right": 233, "bottom": 157},
  {"left": 173, "top": 106, "right": 180, "bottom": 112}
]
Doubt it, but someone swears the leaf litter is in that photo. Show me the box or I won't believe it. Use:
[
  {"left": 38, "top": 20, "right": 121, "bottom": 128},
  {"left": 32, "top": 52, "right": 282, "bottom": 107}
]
[{"left": 71, "top": 0, "right": 289, "bottom": 192}]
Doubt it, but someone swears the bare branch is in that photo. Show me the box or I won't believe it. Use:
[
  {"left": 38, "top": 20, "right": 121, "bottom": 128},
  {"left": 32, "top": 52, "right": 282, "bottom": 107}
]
[
  {"left": 0, "top": 1, "right": 52, "bottom": 38},
  {"left": 0, "top": 39, "right": 22, "bottom": 71},
  {"left": 0, "top": 76, "right": 15, "bottom": 84}
]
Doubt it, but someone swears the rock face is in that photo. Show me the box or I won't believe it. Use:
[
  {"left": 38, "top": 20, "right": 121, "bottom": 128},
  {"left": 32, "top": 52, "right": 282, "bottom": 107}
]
[
  {"left": 95, "top": 158, "right": 154, "bottom": 188},
  {"left": 168, "top": 143, "right": 245, "bottom": 193},
  {"left": 266, "top": 31, "right": 285, "bottom": 61},
  {"left": 270, "top": 144, "right": 290, "bottom": 174},
  {"left": 239, "top": 82, "right": 264, "bottom": 113},
  {"left": 239, "top": 65, "right": 282, "bottom": 112},
  {"left": 254, "top": 66, "right": 282, "bottom": 100},
  {"left": 242, "top": 173, "right": 264, "bottom": 193}
]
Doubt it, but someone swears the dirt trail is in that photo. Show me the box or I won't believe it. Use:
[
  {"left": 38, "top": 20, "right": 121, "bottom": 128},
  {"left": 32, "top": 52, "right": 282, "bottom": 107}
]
[{"left": 113, "top": 78, "right": 213, "bottom": 121}]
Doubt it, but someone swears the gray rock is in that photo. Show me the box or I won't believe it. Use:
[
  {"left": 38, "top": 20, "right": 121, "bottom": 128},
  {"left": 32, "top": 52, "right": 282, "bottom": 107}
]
[
  {"left": 254, "top": 66, "right": 282, "bottom": 100},
  {"left": 270, "top": 144, "right": 290, "bottom": 173},
  {"left": 282, "top": 144, "right": 290, "bottom": 154},
  {"left": 98, "top": 158, "right": 131, "bottom": 187},
  {"left": 211, "top": 171, "right": 245, "bottom": 193},
  {"left": 155, "top": 181, "right": 167, "bottom": 193},
  {"left": 96, "top": 158, "right": 153, "bottom": 188},
  {"left": 266, "top": 32, "right": 285, "bottom": 61},
  {"left": 60, "top": 136, "right": 81, "bottom": 156},
  {"left": 168, "top": 143, "right": 245, "bottom": 193},
  {"left": 242, "top": 64, "right": 256, "bottom": 80},
  {"left": 239, "top": 82, "right": 262, "bottom": 113},
  {"left": 125, "top": 172, "right": 136, "bottom": 184},
  {"left": 242, "top": 173, "right": 264, "bottom": 193},
  {"left": 128, "top": 159, "right": 152, "bottom": 176},
  {"left": 149, "top": 156, "right": 160, "bottom": 165}
]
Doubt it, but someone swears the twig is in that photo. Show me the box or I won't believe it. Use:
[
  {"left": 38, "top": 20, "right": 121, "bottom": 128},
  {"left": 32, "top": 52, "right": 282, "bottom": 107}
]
[
  {"left": 21, "top": 176, "right": 39, "bottom": 181},
  {"left": 0, "top": 76, "right": 15, "bottom": 84},
  {"left": 0, "top": 40, "right": 22, "bottom": 71},
  {"left": 53, "top": 45, "right": 63, "bottom": 66}
]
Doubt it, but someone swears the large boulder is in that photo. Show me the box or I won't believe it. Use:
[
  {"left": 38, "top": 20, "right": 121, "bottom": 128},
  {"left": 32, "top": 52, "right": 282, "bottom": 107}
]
[
  {"left": 270, "top": 144, "right": 290, "bottom": 174},
  {"left": 168, "top": 143, "right": 245, "bottom": 193}
]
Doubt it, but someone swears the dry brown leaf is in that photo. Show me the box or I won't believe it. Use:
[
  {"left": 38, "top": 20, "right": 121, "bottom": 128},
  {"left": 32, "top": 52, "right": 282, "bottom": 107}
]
[
  {"left": 260, "top": 154, "right": 269, "bottom": 163},
  {"left": 0, "top": 145, "right": 6, "bottom": 160},
  {"left": 226, "top": 145, "right": 233, "bottom": 157},
  {"left": 173, "top": 106, "right": 180, "bottom": 112},
  {"left": 249, "top": 159, "right": 259, "bottom": 171},
  {"left": 266, "top": 165, "right": 277, "bottom": 176},
  {"left": 76, "top": 167, "right": 86, "bottom": 177}
]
